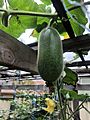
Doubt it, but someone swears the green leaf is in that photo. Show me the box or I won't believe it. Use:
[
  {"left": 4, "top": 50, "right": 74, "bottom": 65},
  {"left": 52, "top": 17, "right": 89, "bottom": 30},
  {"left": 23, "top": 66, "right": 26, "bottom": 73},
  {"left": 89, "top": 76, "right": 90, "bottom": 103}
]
[
  {"left": 0, "top": 0, "right": 51, "bottom": 38},
  {"left": 37, "top": 4, "right": 47, "bottom": 13},
  {"left": 8, "top": 0, "right": 38, "bottom": 11},
  {"left": 0, "top": 15, "right": 37, "bottom": 38},
  {"left": 0, "top": 0, "right": 3, "bottom": 18},
  {"left": 37, "top": 4, "right": 51, "bottom": 25},
  {"left": 53, "top": 22, "right": 66, "bottom": 34},
  {"left": 63, "top": 0, "right": 88, "bottom": 36},
  {"left": 61, "top": 89, "right": 89, "bottom": 100},
  {"left": 63, "top": 0, "right": 82, "bottom": 9},
  {"left": 46, "top": 6, "right": 52, "bottom": 13},
  {"left": 69, "top": 8, "right": 87, "bottom": 36},
  {"left": 0, "top": 0, "right": 39, "bottom": 38},
  {"left": 35, "top": 22, "right": 47, "bottom": 33},
  {"left": 40, "top": 0, "right": 51, "bottom": 5},
  {"left": 0, "top": 0, "right": 3, "bottom": 7},
  {"left": 63, "top": 67, "right": 78, "bottom": 86}
]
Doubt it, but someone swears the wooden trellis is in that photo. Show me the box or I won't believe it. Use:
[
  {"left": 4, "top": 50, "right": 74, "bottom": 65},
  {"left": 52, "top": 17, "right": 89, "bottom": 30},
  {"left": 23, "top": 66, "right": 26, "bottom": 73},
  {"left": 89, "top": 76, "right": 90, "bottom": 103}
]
[
  {"left": 0, "top": 29, "right": 90, "bottom": 73},
  {"left": 0, "top": 1, "right": 90, "bottom": 120}
]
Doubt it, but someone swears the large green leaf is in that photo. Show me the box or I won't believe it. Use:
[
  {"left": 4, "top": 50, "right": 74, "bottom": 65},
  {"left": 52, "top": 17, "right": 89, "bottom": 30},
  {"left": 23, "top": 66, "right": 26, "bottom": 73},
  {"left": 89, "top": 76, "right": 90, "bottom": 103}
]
[
  {"left": 32, "top": 3, "right": 52, "bottom": 36},
  {"left": 69, "top": 7, "right": 87, "bottom": 36},
  {"left": 63, "top": 0, "right": 88, "bottom": 36},
  {"left": 0, "top": 0, "right": 39, "bottom": 38},
  {"left": 0, "top": 0, "right": 52, "bottom": 38},
  {"left": 0, "top": 0, "right": 3, "bottom": 18},
  {"left": 0, "top": 0, "right": 87, "bottom": 38},
  {"left": 0, "top": 15, "right": 37, "bottom": 38},
  {"left": 61, "top": 89, "right": 89, "bottom": 100},
  {"left": 63, "top": 67, "right": 78, "bottom": 86},
  {"left": 0, "top": 0, "right": 3, "bottom": 7},
  {"left": 63, "top": 0, "right": 80, "bottom": 8},
  {"left": 8, "top": 0, "right": 38, "bottom": 11},
  {"left": 37, "top": 4, "right": 47, "bottom": 13},
  {"left": 35, "top": 22, "right": 48, "bottom": 33},
  {"left": 53, "top": 22, "right": 66, "bottom": 34},
  {"left": 37, "top": 4, "right": 51, "bottom": 25},
  {"left": 40, "top": 0, "right": 52, "bottom": 5}
]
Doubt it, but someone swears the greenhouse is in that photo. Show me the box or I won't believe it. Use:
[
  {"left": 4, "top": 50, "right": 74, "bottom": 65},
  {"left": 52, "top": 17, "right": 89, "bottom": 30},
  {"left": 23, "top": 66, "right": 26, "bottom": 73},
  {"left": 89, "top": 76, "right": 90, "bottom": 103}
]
[{"left": 0, "top": 0, "right": 90, "bottom": 120}]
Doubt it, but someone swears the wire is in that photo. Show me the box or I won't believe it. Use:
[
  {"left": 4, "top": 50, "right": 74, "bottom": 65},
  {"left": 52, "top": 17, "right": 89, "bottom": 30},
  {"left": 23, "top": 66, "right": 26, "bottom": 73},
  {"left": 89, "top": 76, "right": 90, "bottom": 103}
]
[{"left": 62, "top": 0, "right": 90, "bottom": 33}]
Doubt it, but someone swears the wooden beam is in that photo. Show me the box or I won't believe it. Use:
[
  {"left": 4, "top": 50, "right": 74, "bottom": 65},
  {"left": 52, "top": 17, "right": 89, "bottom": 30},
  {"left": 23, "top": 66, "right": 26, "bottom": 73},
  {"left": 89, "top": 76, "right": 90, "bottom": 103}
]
[
  {"left": 29, "top": 34, "right": 90, "bottom": 52},
  {"left": 66, "top": 60, "right": 90, "bottom": 67},
  {"left": 2, "top": 84, "right": 90, "bottom": 90},
  {"left": 63, "top": 34, "right": 90, "bottom": 52},
  {"left": 65, "top": 84, "right": 90, "bottom": 91},
  {"left": 72, "top": 68, "right": 90, "bottom": 74},
  {"left": 76, "top": 84, "right": 90, "bottom": 90},
  {"left": 0, "top": 29, "right": 90, "bottom": 74},
  {"left": 0, "top": 30, "right": 38, "bottom": 74}
]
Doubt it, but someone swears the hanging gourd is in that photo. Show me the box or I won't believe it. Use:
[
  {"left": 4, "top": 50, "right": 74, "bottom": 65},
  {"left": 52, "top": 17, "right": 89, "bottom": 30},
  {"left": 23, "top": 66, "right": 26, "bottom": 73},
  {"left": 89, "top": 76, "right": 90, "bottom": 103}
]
[{"left": 37, "top": 23, "right": 63, "bottom": 82}]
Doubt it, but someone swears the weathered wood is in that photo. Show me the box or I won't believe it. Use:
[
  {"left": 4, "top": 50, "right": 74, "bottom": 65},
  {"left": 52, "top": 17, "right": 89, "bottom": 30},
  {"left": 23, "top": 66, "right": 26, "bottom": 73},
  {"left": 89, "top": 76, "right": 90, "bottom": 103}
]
[
  {"left": 73, "top": 99, "right": 80, "bottom": 120},
  {"left": 0, "top": 29, "right": 90, "bottom": 74},
  {"left": 1, "top": 84, "right": 90, "bottom": 90},
  {"left": 29, "top": 34, "right": 90, "bottom": 52},
  {"left": 66, "top": 60, "right": 90, "bottom": 70},
  {"left": 63, "top": 34, "right": 90, "bottom": 52},
  {"left": 0, "top": 30, "right": 38, "bottom": 74},
  {"left": 76, "top": 84, "right": 90, "bottom": 90},
  {"left": 66, "top": 60, "right": 90, "bottom": 67},
  {"left": 64, "top": 84, "right": 90, "bottom": 91},
  {"left": 63, "top": 81, "right": 90, "bottom": 91},
  {"left": 72, "top": 68, "right": 90, "bottom": 74}
]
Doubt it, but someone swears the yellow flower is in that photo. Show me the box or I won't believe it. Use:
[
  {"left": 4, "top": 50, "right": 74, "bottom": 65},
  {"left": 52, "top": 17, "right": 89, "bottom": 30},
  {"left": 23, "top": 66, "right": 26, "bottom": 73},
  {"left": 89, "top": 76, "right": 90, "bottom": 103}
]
[
  {"left": 43, "top": 98, "right": 56, "bottom": 114},
  {"left": 64, "top": 33, "right": 70, "bottom": 39}
]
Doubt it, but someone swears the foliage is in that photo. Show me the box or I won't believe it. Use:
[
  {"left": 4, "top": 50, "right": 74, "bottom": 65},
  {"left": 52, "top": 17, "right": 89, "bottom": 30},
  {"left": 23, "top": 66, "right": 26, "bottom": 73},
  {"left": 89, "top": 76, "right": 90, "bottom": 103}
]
[
  {"left": 0, "top": 0, "right": 88, "bottom": 38},
  {"left": 6, "top": 94, "right": 57, "bottom": 120},
  {"left": 61, "top": 89, "right": 89, "bottom": 100},
  {"left": 0, "top": 0, "right": 51, "bottom": 38},
  {"left": 63, "top": 67, "right": 78, "bottom": 86},
  {"left": 0, "top": 0, "right": 3, "bottom": 7},
  {"left": 40, "top": 0, "right": 51, "bottom": 5},
  {"left": 0, "top": 92, "right": 89, "bottom": 120},
  {"left": 63, "top": 0, "right": 88, "bottom": 36},
  {"left": 56, "top": 66, "right": 89, "bottom": 120},
  {"left": 53, "top": 22, "right": 66, "bottom": 35}
]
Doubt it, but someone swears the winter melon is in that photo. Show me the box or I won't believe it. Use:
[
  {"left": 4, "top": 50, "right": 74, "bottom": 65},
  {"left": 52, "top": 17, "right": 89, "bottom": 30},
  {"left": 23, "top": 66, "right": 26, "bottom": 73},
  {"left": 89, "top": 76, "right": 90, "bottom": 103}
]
[{"left": 37, "top": 27, "right": 63, "bottom": 82}]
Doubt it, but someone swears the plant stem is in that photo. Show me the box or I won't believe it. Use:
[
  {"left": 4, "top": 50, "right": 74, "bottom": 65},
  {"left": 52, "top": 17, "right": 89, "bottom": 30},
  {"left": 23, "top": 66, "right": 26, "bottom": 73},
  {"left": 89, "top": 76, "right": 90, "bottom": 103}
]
[
  {"left": 68, "top": 1, "right": 90, "bottom": 11},
  {"left": 0, "top": 1, "right": 90, "bottom": 18},
  {"left": 47, "top": 19, "right": 55, "bottom": 27},
  {"left": 57, "top": 79, "right": 66, "bottom": 120},
  {"left": 0, "top": 8, "right": 57, "bottom": 18},
  {"left": 67, "top": 97, "right": 88, "bottom": 120},
  {"left": 82, "top": 105, "right": 90, "bottom": 114}
]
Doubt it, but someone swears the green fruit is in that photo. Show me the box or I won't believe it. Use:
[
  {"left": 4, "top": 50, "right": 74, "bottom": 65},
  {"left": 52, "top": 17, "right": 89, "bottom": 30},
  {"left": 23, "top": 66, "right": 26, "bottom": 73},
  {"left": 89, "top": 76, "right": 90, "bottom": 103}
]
[{"left": 37, "top": 27, "right": 63, "bottom": 82}]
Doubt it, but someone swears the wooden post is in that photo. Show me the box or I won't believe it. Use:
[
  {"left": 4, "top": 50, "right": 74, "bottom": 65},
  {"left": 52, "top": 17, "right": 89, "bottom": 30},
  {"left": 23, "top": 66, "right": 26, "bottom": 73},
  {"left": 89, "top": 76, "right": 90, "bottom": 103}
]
[{"left": 73, "top": 89, "right": 80, "bottom": 120}]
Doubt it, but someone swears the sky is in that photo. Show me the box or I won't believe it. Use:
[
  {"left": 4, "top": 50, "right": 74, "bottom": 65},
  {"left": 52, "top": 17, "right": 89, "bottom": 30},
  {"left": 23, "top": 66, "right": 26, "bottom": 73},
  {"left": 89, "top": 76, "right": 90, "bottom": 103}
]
[{"left": 18, "top": 29, "right": 37, "bottom": 44}]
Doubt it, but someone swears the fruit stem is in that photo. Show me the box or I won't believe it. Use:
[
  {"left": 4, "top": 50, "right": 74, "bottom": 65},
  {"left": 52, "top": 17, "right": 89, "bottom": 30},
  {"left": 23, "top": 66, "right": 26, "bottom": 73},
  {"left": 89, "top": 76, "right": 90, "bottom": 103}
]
[{"left": 47, "top": 18, "right": 55, "bottom": 27}]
